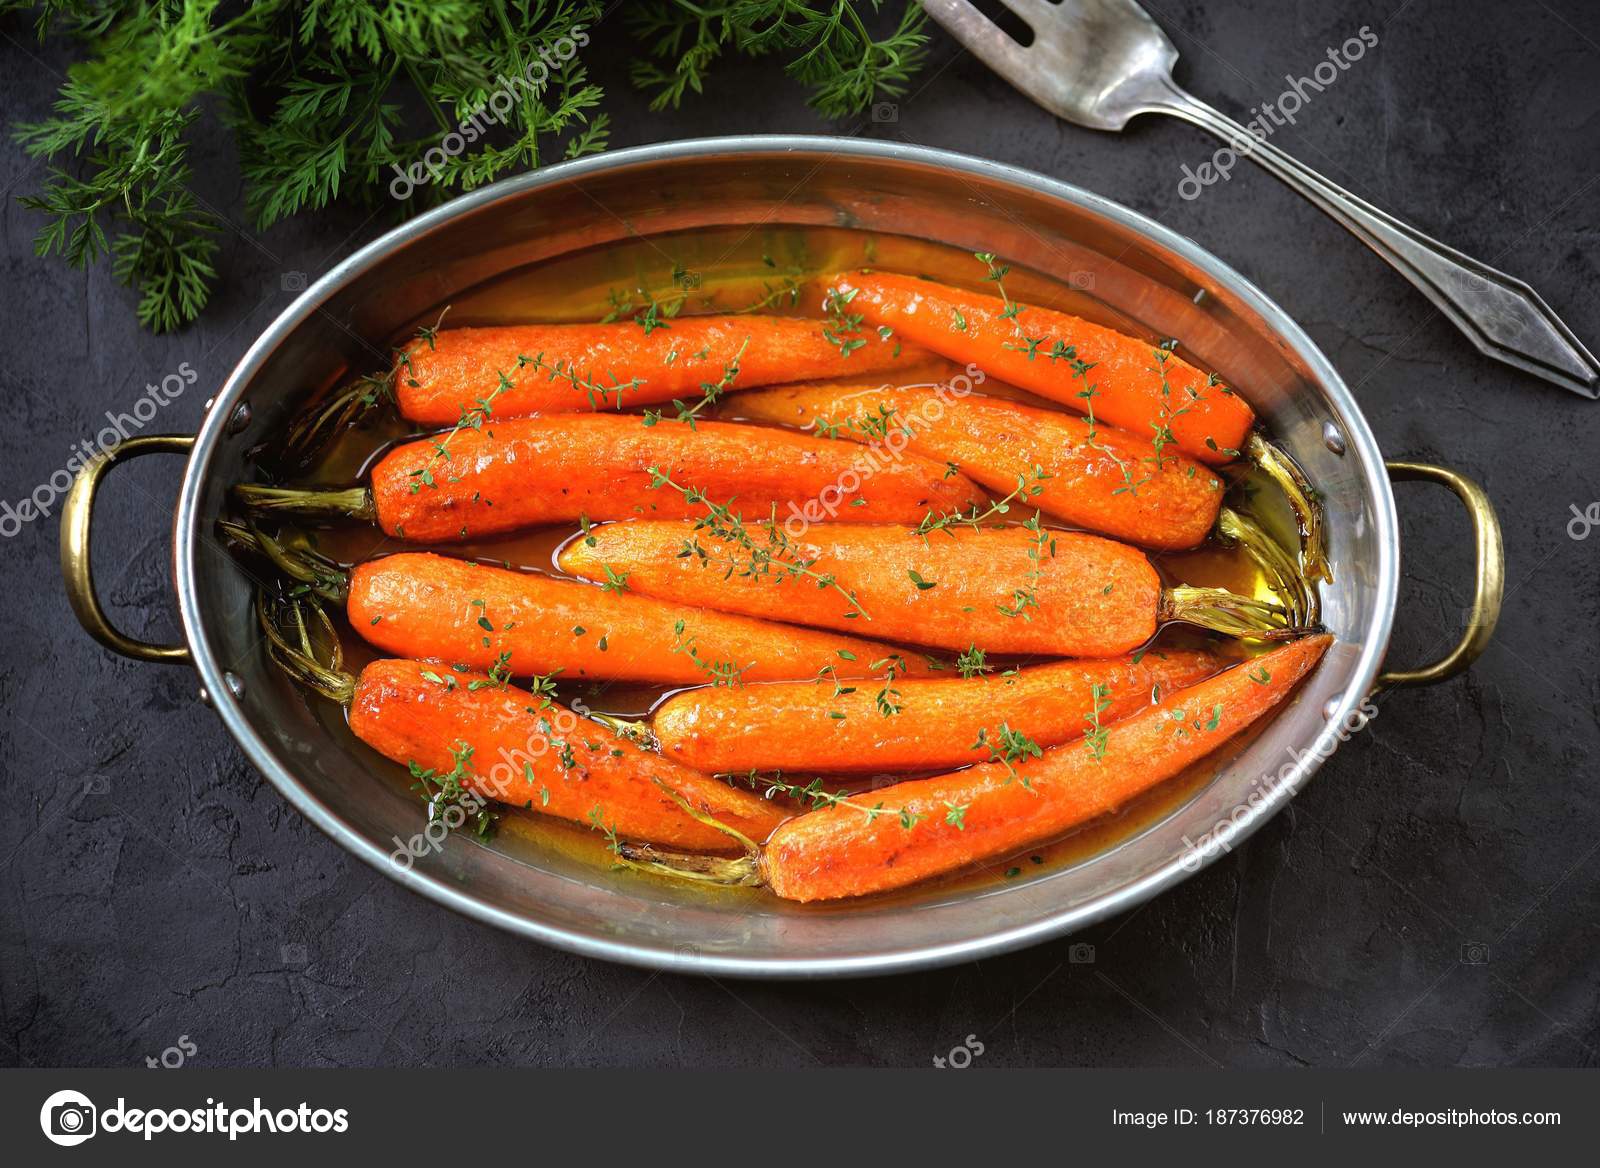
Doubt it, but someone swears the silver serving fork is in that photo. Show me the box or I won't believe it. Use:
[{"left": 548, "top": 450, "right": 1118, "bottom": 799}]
[{"left": 921, "top": 0, "right": 1599, "bottom": 398}]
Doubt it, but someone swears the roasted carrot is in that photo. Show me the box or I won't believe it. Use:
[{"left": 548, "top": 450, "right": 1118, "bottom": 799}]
[
  {"left": 651, "top": 650, "right": 1226, "bottom": 774},
  {"left": 238, "top": 414, "right": 987, "bottom": 543},
  {"left": 349, "top": 551, "right": 937, "bottom": 684},
  {"left": 830, "top": 271, "right": 1254, "bottom": 464},
  {"left": 348, "top": 658, "right": 788, "bottom": 852},
  {"left": 750, "top": 636, "right": 1331, "bottom": 900},
  {"left": 559, "top": 521, "right": 1298, "bottom": 657},
  {"left": 731, "top": 374, "right": 1225, "bottom": 549},
  {"left": 394, "top": 316, "right": 928, "bottom": 424}
]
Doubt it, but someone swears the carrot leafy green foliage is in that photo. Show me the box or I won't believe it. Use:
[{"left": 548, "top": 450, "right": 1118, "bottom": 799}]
[
  {"left": 628, "top": 0, "right": 929, "bottom": 118},
  {"left": 7, "top": 0, "right": 928, "bottom": 333}
]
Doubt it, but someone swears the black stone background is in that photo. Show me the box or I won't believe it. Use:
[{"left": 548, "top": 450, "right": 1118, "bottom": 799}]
[{"left": 2, "top": 0, "right": 1597, "bottom": 1069}]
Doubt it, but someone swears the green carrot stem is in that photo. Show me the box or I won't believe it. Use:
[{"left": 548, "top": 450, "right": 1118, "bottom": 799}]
[
  {"left": 586, "top": 711, "right": 657, "bottom": 749},
  {"left": 1160, "top": 585, "right": 1306, "bottom": 641},
  {"left": 256, "top": 591, "right": 356, "bottom": 705},
  {"left": 219, "top": 519, "right": 351, "bottom": 605},
  {"left": 1217, "top": 506, "right": 1319, "bottom": 628},
  {"left": 233, "top": 483, "right": 377, "bottom": 523},
  {"left": 275, "top": 376, "right": 392, "bottom": 470},
  {"left": 612, "top": 777, "right": 763, "bottom": 887},
  {"left": 613, "top": 843, "right": 762, "bottom": 887},
  {"left": 1247, "top": 434, "right": 1331, "bottom": 585}
]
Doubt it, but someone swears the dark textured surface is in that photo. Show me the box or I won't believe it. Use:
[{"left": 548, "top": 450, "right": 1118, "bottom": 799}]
[{"left": 3, "top": 1, "right": 1598, "bottom": 1069}]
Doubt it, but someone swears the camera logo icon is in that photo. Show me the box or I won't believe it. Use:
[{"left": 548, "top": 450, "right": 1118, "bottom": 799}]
[
  {"left": 40, "top": 1089, "right": 97, "bottom": 1146},
  {"left": 1460, "top": 942, "right": 1490, "bottom": 965}
]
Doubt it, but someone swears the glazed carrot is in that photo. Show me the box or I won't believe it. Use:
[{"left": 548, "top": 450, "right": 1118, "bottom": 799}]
[
  {"left": 349, "top": 552, "right": 937, "bottom": 684},
  {"left": 242, "top": 414, "right": 987, "bottom": 543},
  {"left": 349, "top": 658, "right": 788, "bottom": 852},
  {"left": 831, "top": 271, "right": 1254, "bottom": 464},
  {"left": 395, "top": 316, "right": 928, "bottom": 424},
  {"left": 759, "top": 636, "right": 1331, "bottom": 900},
  {"left": 731, "top": 375, "right": 1225, "bottom": 549},
  {"left": 652, "top": 650, "right": 1226, "bottom": 774},
  {"left": 560, "top": 521, "right": 1295, "bottom": 657}
]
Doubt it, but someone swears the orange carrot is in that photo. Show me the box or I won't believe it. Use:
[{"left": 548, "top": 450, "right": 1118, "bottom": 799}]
[
  {"left": 349, "top": 552, "right": 937, "bottom": 684},
  {"left": 395, "top": 316, "right": 929, "bottom": 424},
  {"left": 349, "top": 658, "right": 788, "bottom": 851},
  {"left": 831, "top": 271, "right": 1254, "bottom": 464},
  {"left": 559, "top": 521, "right": 1293, "bottom": 657},
  {"left": 376, "top": 414, "right": 985, "bottom": 541},
  {"left": 758, "top": 636, "right": 1330, "bottom": 900},
  {"left": 651, "top": 650, "right": 1226, "bottom": 774},
  {"left": 731, "top": 374, "right": 1225, "bottom": 549},
  {"left": 242, "top": 414, "right": 987, "bottom": 543}
]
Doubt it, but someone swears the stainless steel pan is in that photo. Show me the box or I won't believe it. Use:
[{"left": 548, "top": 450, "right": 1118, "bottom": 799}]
[{"left": 59, "top": 137, "right": 1503, "bottom": 977}]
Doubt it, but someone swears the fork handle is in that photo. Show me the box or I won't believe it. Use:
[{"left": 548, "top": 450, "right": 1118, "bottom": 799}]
[{"left": 1156, "top": 86, "right": 1599, "bottom": 397}]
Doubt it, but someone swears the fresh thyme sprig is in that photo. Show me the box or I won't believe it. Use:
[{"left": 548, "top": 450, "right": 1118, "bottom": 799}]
[
  {"left": 998, "top": 512, "right": 1056, "bottom": 620},
  {"left": 1068, "top": 351, "right": 1149, "bottom": 497},
  {"left": 1149, "top": 340, "right": 1202, "bottom": 471},
  {"left": 645, "top": 468, "right": 869, "bottom": 618},
  {"left": 601, "top": 270, "right": 803, "bottom": 324},
  {"left": 974, "top": 251, "right": 1023, "bottom": 326},
  {"left": 735, "top": 274, "right": 804, "bottom": 314},
  {"left": 670, "top": 618, "right": 751, "bottom": 687},
  {"left": 955, "top": 644, "right": 991, "bottom": 678},
  {"left": 642, "top": 336, "right": 749, "bottom": 428},
  {"left": 915, "top": 467, "right": 1050, "bottom": 538},
  {"left": 872, "top": 654, "right": 907, "bottom": 717},
  {"left": 407, "top": 359, "right": 520, "bottom": 493},
  {"left": 913, "top": 464, "right": 1058, "bottom": 619},
  {"left": 821, "top": 284, "right": 868, "bottom": 357},
  {"left": 970, "top": 252, "right": 1211, "bottom": 495},
  {"left": 586, "top": 804, "right": 625, "bottom": 860},
  {"left": 972, "top": 722, "right": 1044, "bottom": 785},
  {"left": 408, "top": 741, "right": 496, "bottom": 838},
  {"left": 1083, "top": 682, "right": 1113, "bottom": 762},
  {"left": 523, "top": 350, "right": 646, "bottom": 410},
  {"left": 744, "top": 771, "right": 926, "bottom": 831}
]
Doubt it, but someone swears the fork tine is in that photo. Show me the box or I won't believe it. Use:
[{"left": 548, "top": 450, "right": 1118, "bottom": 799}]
[
  {"left": 994, "top": 0, "right": 1060, "bottom": 25},
  {"left": 919, "top": 0, "right": 1036, "bottom": 78}
]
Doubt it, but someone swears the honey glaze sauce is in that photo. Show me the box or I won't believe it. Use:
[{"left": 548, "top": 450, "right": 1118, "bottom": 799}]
[{"left": 266, "top": 225, "right": 1304, "bottom": 903}]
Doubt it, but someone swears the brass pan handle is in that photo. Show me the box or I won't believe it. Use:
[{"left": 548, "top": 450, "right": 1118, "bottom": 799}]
[
  {"left": 1375, "top": 460, "right": 1504, "bottom": 690},
  {"left": 60, "top": 434, "right": 195, "bottom": 665}
]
